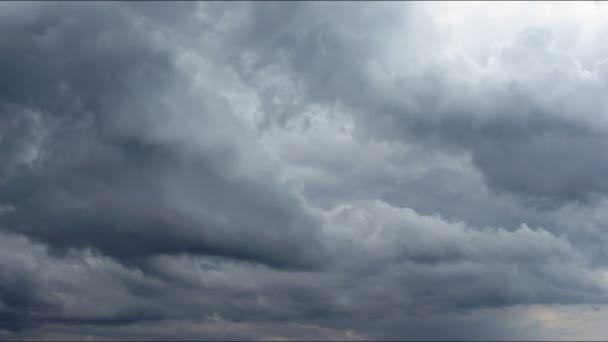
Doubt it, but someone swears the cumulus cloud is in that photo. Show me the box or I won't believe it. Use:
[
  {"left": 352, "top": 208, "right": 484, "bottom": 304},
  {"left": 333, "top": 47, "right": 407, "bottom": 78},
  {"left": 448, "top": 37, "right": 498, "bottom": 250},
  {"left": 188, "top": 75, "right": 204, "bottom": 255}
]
[
  {"left": 2, "top": 1, "right": 608, "bottom": 340},
  {"left": 0, "top": 1, "right": 327, "bottom": 270},
  {"left": 220, "top": 1, "right": 608, "bottom": 205}
]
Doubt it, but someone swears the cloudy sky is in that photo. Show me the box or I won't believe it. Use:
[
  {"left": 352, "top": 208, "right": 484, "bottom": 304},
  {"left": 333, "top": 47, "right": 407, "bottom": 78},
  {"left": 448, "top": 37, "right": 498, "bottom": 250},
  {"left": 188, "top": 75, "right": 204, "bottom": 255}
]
[{"left": 2, "top": 1, "right": 608, "bottom": 340}]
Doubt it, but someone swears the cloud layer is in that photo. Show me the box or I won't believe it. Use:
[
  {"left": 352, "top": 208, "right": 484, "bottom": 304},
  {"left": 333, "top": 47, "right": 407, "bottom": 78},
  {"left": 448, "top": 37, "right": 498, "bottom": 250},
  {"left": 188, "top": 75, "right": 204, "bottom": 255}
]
[{"left": 2, "top": 1, "right": 608, "bottom": 340}]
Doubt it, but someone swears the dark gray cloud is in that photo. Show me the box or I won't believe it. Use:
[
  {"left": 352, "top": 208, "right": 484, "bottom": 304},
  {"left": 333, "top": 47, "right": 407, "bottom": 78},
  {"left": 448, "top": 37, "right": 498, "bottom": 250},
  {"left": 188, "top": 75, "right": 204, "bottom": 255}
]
[
  {"left": 1, "top": 200, "right": 606, "bottom": 339},
  {"left": 0, "top": 1, "right": 326, "bottom": 270},
  {"left": 2, "top": 1, "right": 608, "bottom": 340}
]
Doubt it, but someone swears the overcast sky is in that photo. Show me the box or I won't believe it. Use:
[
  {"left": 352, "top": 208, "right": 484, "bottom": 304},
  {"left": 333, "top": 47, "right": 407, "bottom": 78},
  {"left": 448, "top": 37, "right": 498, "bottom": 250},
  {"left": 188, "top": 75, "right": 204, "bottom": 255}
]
[{"left": 2, "top": 1, "right": 608, "bottom": 340}]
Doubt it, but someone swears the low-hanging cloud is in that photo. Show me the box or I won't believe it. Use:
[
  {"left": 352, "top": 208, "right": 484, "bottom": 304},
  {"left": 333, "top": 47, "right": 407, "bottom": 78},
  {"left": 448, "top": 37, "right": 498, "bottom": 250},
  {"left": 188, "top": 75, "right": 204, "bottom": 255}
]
[
  {"left": 3, "top": 1, "right": 608, "bottom": 340},
  {"left": 0, "top": 1, "right": 327, "bottom": 270}
]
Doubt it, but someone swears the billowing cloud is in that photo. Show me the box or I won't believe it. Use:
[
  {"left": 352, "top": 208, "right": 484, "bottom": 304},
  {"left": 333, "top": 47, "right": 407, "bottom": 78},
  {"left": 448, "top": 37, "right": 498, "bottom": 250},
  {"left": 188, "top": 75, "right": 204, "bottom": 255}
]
[
  {"left": 0, "top": 1, "right": 327, "bottom": 270},
  {"left": 219, "top": 1, "right": 608, "bottom": 205},
  {"left": 2, "top": 1, "right": 608, "bottom": 340}
]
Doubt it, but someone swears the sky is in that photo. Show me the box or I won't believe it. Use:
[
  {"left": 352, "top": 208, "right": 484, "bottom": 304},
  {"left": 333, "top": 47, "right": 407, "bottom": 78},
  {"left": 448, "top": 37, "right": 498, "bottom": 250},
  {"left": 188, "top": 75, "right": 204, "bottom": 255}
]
[{"left": 2, "top": 1, "right": 608, "bottom": 340}]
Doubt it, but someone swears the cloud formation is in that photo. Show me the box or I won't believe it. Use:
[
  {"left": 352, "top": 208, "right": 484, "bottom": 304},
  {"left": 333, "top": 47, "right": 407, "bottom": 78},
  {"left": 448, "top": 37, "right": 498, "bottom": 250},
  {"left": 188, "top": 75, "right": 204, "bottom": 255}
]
[
  {"left": 2, "top": 1, "right": 608, "bottom": 340},
  {"left": 0, "top": 1, "right": 327, "bottom": 270}
]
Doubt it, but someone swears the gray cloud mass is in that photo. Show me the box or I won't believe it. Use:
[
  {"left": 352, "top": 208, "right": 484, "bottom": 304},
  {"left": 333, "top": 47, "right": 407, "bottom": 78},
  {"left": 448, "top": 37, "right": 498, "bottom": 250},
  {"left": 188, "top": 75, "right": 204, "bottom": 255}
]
[{"left": 2, "top": 1, "right": 608, "bottom": 340}]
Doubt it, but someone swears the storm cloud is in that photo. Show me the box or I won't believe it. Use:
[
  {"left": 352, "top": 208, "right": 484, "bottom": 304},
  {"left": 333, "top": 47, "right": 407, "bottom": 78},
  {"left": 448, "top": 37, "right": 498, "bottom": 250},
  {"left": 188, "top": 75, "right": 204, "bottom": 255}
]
[{"left": 2, "top": 1, "right": 608, "bottom": 340}]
